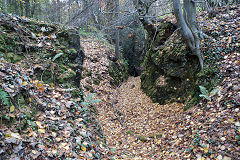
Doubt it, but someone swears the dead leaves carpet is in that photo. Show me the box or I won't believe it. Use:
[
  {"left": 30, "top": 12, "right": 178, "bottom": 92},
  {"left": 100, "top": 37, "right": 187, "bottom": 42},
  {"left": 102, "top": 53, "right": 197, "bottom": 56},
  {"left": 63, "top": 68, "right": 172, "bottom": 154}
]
[
  {"left": 80, "top": 36, "right": 239, "bottom": 160},
  {"left": 102, "top": 76, "right": 184, "bottom": 159}
]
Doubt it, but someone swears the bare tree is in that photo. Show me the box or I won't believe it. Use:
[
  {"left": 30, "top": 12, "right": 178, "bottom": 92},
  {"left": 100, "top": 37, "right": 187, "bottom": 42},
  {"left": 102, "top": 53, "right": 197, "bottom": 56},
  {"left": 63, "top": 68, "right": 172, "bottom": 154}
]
[
  {"left": 4, "top": 0, "right": 7, "bottom": 14},
  {"left": 133, "top": 0, "right": 203, "bottom": 70},
  {"left": 133, "top": 0, "right": 158, "bottom": 32},
  {"left": 173, "top": 0, "right": 203, "bottom": 69},
  {"left": 115, "top": 0, "right": 120, "bottom": 60},
  {"left": 68, "top": 0, "right": 71, "bottom": 25},
  {"left": 25, "top": 0, "right": 30, "bottom": 17},
  {"left": 57, "top": 0, "right": 61, "bottom": 23}
]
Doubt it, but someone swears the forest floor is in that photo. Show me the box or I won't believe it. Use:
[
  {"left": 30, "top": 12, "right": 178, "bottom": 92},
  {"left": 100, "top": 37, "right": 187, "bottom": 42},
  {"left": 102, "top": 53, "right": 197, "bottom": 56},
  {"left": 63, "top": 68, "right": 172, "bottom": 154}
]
[
  {"left": 0, "top": 5, "right": 239, "bottom": 160},
  {"left": 80, "top": 38, "right": 184, "bottom": 159},
  {"left": 80, "top": 5, "right": 240, "bottom": 159}
]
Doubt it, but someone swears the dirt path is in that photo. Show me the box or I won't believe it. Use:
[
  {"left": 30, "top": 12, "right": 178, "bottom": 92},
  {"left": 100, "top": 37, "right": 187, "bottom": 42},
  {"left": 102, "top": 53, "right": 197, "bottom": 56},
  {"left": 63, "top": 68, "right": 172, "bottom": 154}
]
[
  {"left": 105, "top": 76, "right": 185, "bottom": 159},
  {"left": 80, "top": 38, "right": 185, "bottom": 159},
  {"left": 80, "top": 36, "right": 239, "bottom": 159}
]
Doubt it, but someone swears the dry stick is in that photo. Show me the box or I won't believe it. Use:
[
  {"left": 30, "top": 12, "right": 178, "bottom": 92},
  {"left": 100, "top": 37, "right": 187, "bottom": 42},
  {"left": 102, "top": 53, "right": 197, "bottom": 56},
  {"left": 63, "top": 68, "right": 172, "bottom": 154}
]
[{"left": 40, "top": 69, "right": 46, "bottom": 82}]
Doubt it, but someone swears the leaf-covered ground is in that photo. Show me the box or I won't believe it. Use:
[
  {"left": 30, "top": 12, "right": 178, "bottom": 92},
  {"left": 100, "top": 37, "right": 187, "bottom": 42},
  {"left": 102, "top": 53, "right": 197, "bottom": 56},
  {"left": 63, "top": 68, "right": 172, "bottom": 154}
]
[
  {"left": 0, "top": 5, "right": 239, "bottom": 160},
  {"left": 80, "top": 5, "right": 239, "bottom": 159},
  {"left": 0, "top": 56, "right": 108, "bottom": 159},
  {"left": 0, "top": 15, "right": 106, "bottom": 159}
]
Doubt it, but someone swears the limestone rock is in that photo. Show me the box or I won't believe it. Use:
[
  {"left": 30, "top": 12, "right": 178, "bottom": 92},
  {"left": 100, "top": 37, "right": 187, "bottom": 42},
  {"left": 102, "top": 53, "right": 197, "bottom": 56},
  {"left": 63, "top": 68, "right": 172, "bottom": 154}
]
[{"left": 141, "top": 21, "right": 200, "bottom": 104}]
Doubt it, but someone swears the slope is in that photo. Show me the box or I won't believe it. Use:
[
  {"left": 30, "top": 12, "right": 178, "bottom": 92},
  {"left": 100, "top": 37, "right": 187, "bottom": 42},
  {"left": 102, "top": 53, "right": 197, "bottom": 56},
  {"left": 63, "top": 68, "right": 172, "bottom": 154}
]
[{"left": 80, "top": 5, "right": 239, "bottom": 159}]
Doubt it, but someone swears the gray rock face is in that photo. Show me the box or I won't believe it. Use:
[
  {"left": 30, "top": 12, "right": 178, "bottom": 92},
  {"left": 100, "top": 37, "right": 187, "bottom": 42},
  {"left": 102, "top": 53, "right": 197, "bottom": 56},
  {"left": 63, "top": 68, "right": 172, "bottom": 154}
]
[
  {"left": 56, "top": 29, "right": 85, "bottom": 86},
  {"left": 141, "top": 21, "right": 201, "bottom": 104},
  {"left": 119, "top": 20, "right": 146, "bottom": 76}
]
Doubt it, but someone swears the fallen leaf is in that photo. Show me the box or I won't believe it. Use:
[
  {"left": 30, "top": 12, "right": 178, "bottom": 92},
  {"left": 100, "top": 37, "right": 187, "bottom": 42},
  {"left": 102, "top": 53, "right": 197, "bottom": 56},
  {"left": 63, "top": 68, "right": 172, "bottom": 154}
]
[
  {"left": 203, "top": 147, "right": 208, "bottom": 153},
  {"left": 38, "top": 129, "right": 45, "bottom": 134},
  {"left": 22, "top": 81, "right": 28, "bottom": 86},
  {"left": 10, "top": 105, "right": 15, "bottom": 112},
  {"left": 8, "top": 113, "right": 15, "bottom": 118},
  {"left": 228, "top": 118, "right": 234, "bottom": 123},
  {"left": 35, "top": 121, "right": 41, "bottom": 127},
  {"left": 81, "top": 146, "right": 86, "bottom": 152}
]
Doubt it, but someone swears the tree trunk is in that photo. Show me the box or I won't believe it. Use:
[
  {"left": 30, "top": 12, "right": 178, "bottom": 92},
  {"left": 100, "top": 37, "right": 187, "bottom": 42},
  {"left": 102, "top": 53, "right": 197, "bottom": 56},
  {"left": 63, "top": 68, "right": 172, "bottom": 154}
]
[
  {"left": 133, "top": 0, "right": 157, "bottom": 35},
  {"left": 20, "top": 1, "right": 23, "bottom": 16},
  {"left": 173, "top": 0, "right": 203, "bottom": 70},
  {"left": 4, "top": 0, "right": 7, "bottom": 14},
  {"left": 31, "top": 0, "right": 37, "bottom": 18},
  {"left": 68, "top": 0, "right": 71, "bottom": 25},
  {"left": 25, "top": 0, "right": 30, "bottom": 17},
  {"left": 57, "top": 0, "right": 61, "bottom": 23},
  {"left": 115, "top": 0, "right": 120, "bottom": 60},
  {"left": 13, "top": 0, "right": 19, "bottom": 15}
]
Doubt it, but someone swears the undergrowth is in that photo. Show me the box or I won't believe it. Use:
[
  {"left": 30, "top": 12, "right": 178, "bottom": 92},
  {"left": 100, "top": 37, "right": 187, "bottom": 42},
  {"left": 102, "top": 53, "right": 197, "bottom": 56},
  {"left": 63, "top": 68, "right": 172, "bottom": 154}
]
[{"left": 0, "top": 88, "right": 10, "bottom": 106}]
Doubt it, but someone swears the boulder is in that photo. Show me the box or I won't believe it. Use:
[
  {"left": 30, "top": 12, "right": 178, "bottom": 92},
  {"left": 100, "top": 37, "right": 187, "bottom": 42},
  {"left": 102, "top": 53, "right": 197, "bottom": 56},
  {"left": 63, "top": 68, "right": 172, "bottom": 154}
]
[{"left": 141, "top": 21, "right": 200, "bottom": 104}]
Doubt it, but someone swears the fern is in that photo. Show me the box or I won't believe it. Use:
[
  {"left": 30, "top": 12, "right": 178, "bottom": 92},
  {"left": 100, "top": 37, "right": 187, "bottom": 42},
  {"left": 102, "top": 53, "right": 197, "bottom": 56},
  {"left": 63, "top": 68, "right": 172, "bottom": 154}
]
[
  {"left": 0, "top": 88, "right": 10, "bottom": 106},
  {"left": 52, "top": 52, "right": 64, "bottom": 61},
  {"left": 81, "top": 93, "right": 101, "bottom": 107},
  {"left": 199, "top": 86, "right": 219, "bottom": 100}
]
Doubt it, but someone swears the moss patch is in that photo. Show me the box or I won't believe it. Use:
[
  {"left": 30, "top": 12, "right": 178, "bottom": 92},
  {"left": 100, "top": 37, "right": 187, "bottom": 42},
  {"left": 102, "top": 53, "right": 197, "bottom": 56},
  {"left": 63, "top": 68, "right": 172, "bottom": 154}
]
[
  {"left": 141, "top": 21, "right": 217, "bottom": 106},
  {"left": 0, "top": 15, "right": 84, "bottom": 87},
  {"left": 109, "top": 58, "right": 129, "bottom": 86}
]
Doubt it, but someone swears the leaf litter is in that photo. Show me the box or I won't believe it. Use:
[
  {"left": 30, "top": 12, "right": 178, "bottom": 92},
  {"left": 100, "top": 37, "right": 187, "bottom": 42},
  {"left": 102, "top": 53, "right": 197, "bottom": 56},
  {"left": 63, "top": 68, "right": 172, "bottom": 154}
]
[
  {"left": 0, "top": 5, "right": 239, "bottom": 160},
  {"left": 80, "top": 5, "right": 239, "bottom": 159},
  {"left": 0, "top": 56, "right": 108, "bottom": 159}
]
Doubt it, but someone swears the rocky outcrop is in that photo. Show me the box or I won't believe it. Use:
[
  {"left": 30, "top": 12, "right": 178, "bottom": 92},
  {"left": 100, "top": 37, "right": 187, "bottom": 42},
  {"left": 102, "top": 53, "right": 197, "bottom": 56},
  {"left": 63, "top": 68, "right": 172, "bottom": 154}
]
[
  {"left": 141, "top": 21, "right": 202, "bottom": 104},
  {"left": 119, "top": 19, "right": 146, "bottom": 76},
  {"left": 0, "top": 14, "right": 84, "bottom": 87}
]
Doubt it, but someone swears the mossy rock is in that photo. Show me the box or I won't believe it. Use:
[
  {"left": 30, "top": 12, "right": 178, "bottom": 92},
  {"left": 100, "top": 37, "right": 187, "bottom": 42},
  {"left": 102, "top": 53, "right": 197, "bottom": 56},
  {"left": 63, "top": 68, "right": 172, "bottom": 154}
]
[
  {"left": 5, "top": 52, "right": 24, "bottom": 63},
  {"left": 109, "top": 59, "right": 129, "bottom": 86},
  {"left": 0, "top": 15, "right": 84, "bottom": 88},
  {"left": 141, "top": 21, "right": 218, "bottom": 106},
  {"left": 141, "top": 22, "right": 200, "bottom": 104},
  {"left": 65, "top": 48, "right": 78, "bottom": 59},
  {"left": 56, "top": 29, "right": 81, "bottom": 51},
  {"left": 58, "top": 68, "right": 76, "bottom": 83}
]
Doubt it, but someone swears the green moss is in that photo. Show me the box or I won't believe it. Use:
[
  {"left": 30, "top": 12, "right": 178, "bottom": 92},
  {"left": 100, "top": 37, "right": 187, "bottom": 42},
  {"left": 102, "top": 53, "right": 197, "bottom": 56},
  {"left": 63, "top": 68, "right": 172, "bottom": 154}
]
[
  {"left": 58, "top": 68, "right": 76, "bottom": 83},
  {"left": 59, "top": 45, "right": 67, "bottom": 50},
  {"left": 0, "top": 33, "right": 8, "bottom": 53},
  {"left": 142, "top": 21, "right": 219, "bottom": 108},
  {"left": 40, "top": 70, "right": 53, "bottom": 83},
  {"left": 126, "top": 130, "right": 134, "bottom": 135},
  {"left": 5, "top": 52, "right": 24, "bottom": 63},
  {"left": 67, "top": 48, "right": 77, "bottom": 54},
  {"left": 68, "top": 63, "right": 78, "bottom": 68},
  {"left": 0, "top": 16, "right": 83, "bottom": 88},
  {"left": 141, "top": 26, "right": 201, "bottom": 105},
  {"left": 137, "top": 136, "right": 148, "bottom": 142},
  {"left": 109, "top": 58, "right": 129, "bottom": 86}
]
